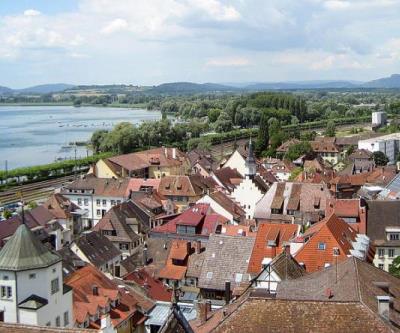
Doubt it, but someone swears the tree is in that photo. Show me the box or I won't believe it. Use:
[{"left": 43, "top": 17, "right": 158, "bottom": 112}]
[
  {"left": 285, "top": 141, "right": 312, "bottom": 161},
  {"left": 2, "top": 209, "right": 12, "bottom": 219},
  {"left": 73, "top": 99, "right": 82, "bottom": 107},
  {"left": 389, "top": 256, "right": 400, "bottom": 278},
  {"left": 255, "top": 110, "right": 269, "bottom": 156},
  {"left": 324, "top": 120, "right": 336, "bottom": 137},
  {"left": 214, "top": 111, "right": 233, "bottom": 133},
  {"left": 91, "top": 129, "right": 109, "bottom": 153},
  {"left": 207, "top": 108, "right": 221, "bottom": 123},
  {"left": 372, "top": 151, "right": 389, "bottom": 166}
]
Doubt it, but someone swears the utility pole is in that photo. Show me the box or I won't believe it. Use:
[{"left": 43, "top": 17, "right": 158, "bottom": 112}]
[
  {"left": 74, "top": 145, "right": 77, "bottom": 180},
  {"left": 4, "top": 160, "right": 8, "bottom": 185}
]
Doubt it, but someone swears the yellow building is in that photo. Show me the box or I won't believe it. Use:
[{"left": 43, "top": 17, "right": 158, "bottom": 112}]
[{"left": 92, "top": 147, "right": 190, "bottom": 179}]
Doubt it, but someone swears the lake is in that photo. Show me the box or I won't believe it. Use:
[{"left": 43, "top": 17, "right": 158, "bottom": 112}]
[{"left": 0, "top": 105, "right": 161, "bottom": 170}]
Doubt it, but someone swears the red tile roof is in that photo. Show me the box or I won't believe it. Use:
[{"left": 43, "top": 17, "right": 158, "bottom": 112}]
[
  {"left": 65, "top": 265, "right": 143, "bottom": 327},
  {"left": 295, "top": 214, "right": 359, "bottom": 272},
  {"left": 151, "top": 204, "right": 228, "bottom": 236},
  {"left": 247, "top": 223, "right": 299, "bottom": 274},
  {"left": 123, "top": 268, "right": 172, "bottom": 302},
  {"left": 158, "top": 240, "right": 191, "bottom": 281}
]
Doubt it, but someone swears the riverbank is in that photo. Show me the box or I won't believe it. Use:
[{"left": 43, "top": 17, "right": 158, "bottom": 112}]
[{"left": 0, "top": 102, "right": 148, "bottom": 108}]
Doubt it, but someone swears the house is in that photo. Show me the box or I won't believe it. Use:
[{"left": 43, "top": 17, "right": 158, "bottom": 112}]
[
  {"left": 367, "top": 200, "right": 400, "bottom": 272},
  {"left": 231, "top": 141, "right": 269, "bottom": 219},
  {"left": 268, "top": 159, "right": 295, "bottom": 182},
  {"left": 119, "top": 238, "right": 173, "bottom": 277},
  {"left": 198, "top": 234, "right": 255, "bottom": 301},
  {"left": 188, "top": 149, "right": 217, "bottom": 178},
  {"left": 0, "top": 224, "right": 73, "bottom": 327},
  {"left": 196, "top": 191, "right": 245, "bottom": 224},
  {"left": 150, "top": 203, "right": 228, "bottom": 242},
  {"left": 310, "top": 137, "right": 341, "bottom": 165},
  {"left": 93, "top": 147, "right": 189, "bottom": 178},
  {"left": 293, "top": 214, "right": 371, "bottom": 272},
  {"left": 158, "top": 240, "right": 193, "bottom": 287},
  {"left": 186, "top": 242, "right": 206, "bottom": 289},
  {"left": 340, "top": 149, "right": 375, "bottom": 175},
  {"left": 276, "top": 139, "right": 301, "bottom": 157},
  {"left": 210, "top": 167, "right": 243, "bottom": 193},
  {"left": 65, "top": 265, "right": 148, "bottom": 331},
  {"left": 325, "top": 198, "right": 367, "bottom": 233},
  {"left": 70, "top": 231, "right": 122, "bottom": 277},
  {"left": 254, "top": 182, "right": 332, "bottom": 225},
  {"left": 0, "top": 205, "right": 70, "bottom": 251},
  {"left": 247, "top": 223, "right": 300, "bottom": 276},
  {"left": 251, "top": 250, "right": 305, "bottom": 292},
  {"left": 330, "top": 166, "right": 396, "bottom": 199},
  {"left": 194, "top": 257, "right": 400, "bottom": 333},
  {"left": 158, "top": 175, "right": 211, "bottom": 212},
  {"left": 221, "top": 149, "right": 248, "bottom": 177},
  {"left": 123, "top": 268, "right": 172, "bottom": 302},
  {"left": 93, "top": 201, "right": 151, "bottom": 259},
  {"left": 43, "top": 194, "right": 85, "bottom": 238},
  {"left": 61, "top": 177, "right": 131, "bottom": 227}
]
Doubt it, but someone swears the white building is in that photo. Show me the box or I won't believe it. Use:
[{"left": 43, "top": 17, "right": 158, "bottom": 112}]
[
  {"left": 231, "top": 140, "right": 268, "bottom": 219},
  {"left": 62, "top": 177, "right": 130, "bottom": 228},
  {"left": 0, "top": 224, "right": 73, "bottom": 327},
  {"left": 222, "top": 150, "right": 247, "bottom": 177},
  {"left": 373, "top": 226, "right": 400, "bottom": 272},
  {"left": 372, "top": 111, "right": 387, "bottom": 127},
  {"left": 358, "top": 133, "right": 400, "bottom": 165}
]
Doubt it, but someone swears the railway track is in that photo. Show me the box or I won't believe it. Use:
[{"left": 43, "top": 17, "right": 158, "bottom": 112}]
[{"left": 0, "top": 175, "right": 77, "bottom": 206}]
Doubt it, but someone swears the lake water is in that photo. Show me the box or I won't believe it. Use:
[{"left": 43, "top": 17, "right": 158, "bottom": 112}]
[{"left": 0, "top": 106, "right": 161, "bottom": 170}]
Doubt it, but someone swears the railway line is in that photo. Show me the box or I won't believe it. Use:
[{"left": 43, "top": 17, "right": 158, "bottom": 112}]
[{"left": 0, "top": 175, "right": 77, "bottom": 206}]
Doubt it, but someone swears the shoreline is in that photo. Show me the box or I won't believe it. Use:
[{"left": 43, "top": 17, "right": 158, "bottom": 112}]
[{"left": 0, "top": 102, "right": 149, "bottom": 109}]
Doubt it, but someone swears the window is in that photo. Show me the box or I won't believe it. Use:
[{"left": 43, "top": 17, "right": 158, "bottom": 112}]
[
  {"left": 102, "top": 200, "right": 107, "bottom": 206},
  {"left": 111, "top": 200, "right": 116, "bottom": 206},
  {"left": 389, "top": 249, "right": 395, "bottom": 258},
  {"left": 96, "top": 199, "right": 101, "bottom": 205},
  {"left": 51, "top": 278, "right": 59, "bottom": 294},
  {"left": 119, "top": 243, "right": 129, "bottom": 250},
  {"left": 29, "top": 273, "right": 36, "bottom": 279},
  {"left": 318, "top": 242, "right": 326, "bottom": 250},
  {"left": 378, "top": 249, "right": 385, "bottom": 258},
  {"left": 46, "top": 322, "right": 51, "bottom": 327},
  {"left": 96, "top": 209, "right": 101, "bottom": 216},
  {"left": 55, "top": 316, "right": 60, "bottom": 327},
  {"left": 84, "top": 199, "right": 89, "bottom": 206},
  {"left": 206, "top": 272, "right": 213, "bottom": 279},
  {"left": 117, "top": 200, "right": 121, "bottom": 205},
  {"left": 390, "top": 233, "right": 400, "bottom": 241},
  {"left": 77, "top": 198, "right": 82, "bottom": 205},
  {"left": 1, "top": 286, "right": 12, "bottom": 299},
  {"left": 379, "top": 264, "right": 384, "bottom": 270},
  {"left": 64, "top": 311, "right": 69, "bottom": 326},
  {"left": 1, "top": 287, "right": 5, "bottom": 298}
]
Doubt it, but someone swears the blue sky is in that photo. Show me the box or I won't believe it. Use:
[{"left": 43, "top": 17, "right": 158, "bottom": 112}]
[{"left": 0, "top": 0, "right": 399, "bottom": 88}]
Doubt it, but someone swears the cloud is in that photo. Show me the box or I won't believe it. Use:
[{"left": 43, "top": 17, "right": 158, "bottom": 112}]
[
  {"left": 191, "top": 0, "right": 241, "bottom": 21},
  {"left": 23, "top": 9, "right": 41, "bottom": 17},
  {"left": 323, "top": 1, "right": 350, "bottom": 10},
  {"left": 101, "top": 18, "right": 128, "bottom": 35},
  {"left": 310, "top": 53, "right": 368, "bottom": 70},
  {"left": 206, "top": 56, "right": 249, "bottom": 67}
]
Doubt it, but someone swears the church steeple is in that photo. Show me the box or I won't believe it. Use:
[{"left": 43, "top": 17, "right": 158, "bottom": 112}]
[{"left": 245, "top": 138, "right": 256, "bottom": 178}]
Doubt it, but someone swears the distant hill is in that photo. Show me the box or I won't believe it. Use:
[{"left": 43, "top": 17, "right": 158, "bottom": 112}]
[
  {"left": 363, "top": 74, "right": 400, "bottom": 88},
  {"left": 18, "top": 83, "right": 75, "bottom": 94},
  {"left": 0, "top": 86, "right": 13, "bottom": 95},
  {"left": 150, "top": 82, "right": 237, "bottom": 94},
  {"left": 244, "top": 80, "right": 359, "bottom": 90}
]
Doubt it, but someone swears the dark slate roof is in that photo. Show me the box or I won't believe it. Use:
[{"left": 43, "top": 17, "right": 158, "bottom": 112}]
[
  {"left": 198, "top": 234, "right": 255, "bottom": 291},
  {"left": 18, "top": 294, "right": 48, "bottom": 310},
  {"left": 57, "top": 247, "right": 87, "bottom": 278},
  {"left": 0, "top": 224, "right": 61, "bottom": 271},
  {"left": 73, "top": 231, "right": 121, "bottom": 267},
  {"left": 366, "top": 200, "right": 400, "bottom": 243},
  {"left": 276, "top": 257, "right": 400, "bottom": 330}
]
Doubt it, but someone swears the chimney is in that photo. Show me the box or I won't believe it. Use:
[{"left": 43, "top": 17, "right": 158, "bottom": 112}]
[
  {"left": 164, "top": 147, "right": 168, "bottom": 158},
  {"left": 196, "top": 301, "right": 211, "bottom": 324},
  {"left": 173, "top": 148, "right": 177, "bottom": 159},
  {"left": 187, "top": 241, "right": 192, "bottom": 255},
  {"left": 142, "top": 247, "right": 148, "bottom": 266},
  {"left": 196, "top": 240, "right": 201, "bottom": 254},
  {"left": 284, "top": 244, "right": 291, "bottom": 256},
  {"left": 377, "top": 296, "right": 390, "bottom": 321},
  {"left": 100, "top": 313, "right": 111, "bottom": 329},
  {"left": 92, "top": 285, "right": 99, "bottom": 296},
  {"left": 224, "top": 281, "right": 231, "bottom": 304}
]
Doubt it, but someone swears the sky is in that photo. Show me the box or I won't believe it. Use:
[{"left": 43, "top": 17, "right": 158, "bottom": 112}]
[{"left": 0, "top": 0, "right": 400, "bottom": 88}]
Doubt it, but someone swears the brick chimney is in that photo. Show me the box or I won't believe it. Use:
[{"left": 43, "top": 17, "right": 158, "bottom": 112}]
[
  {"left": 225, "top": 281, "right": 231, "bottom": 304},
  {"left": 196, "top": 301, "right": 211, "bottom": 324}
]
